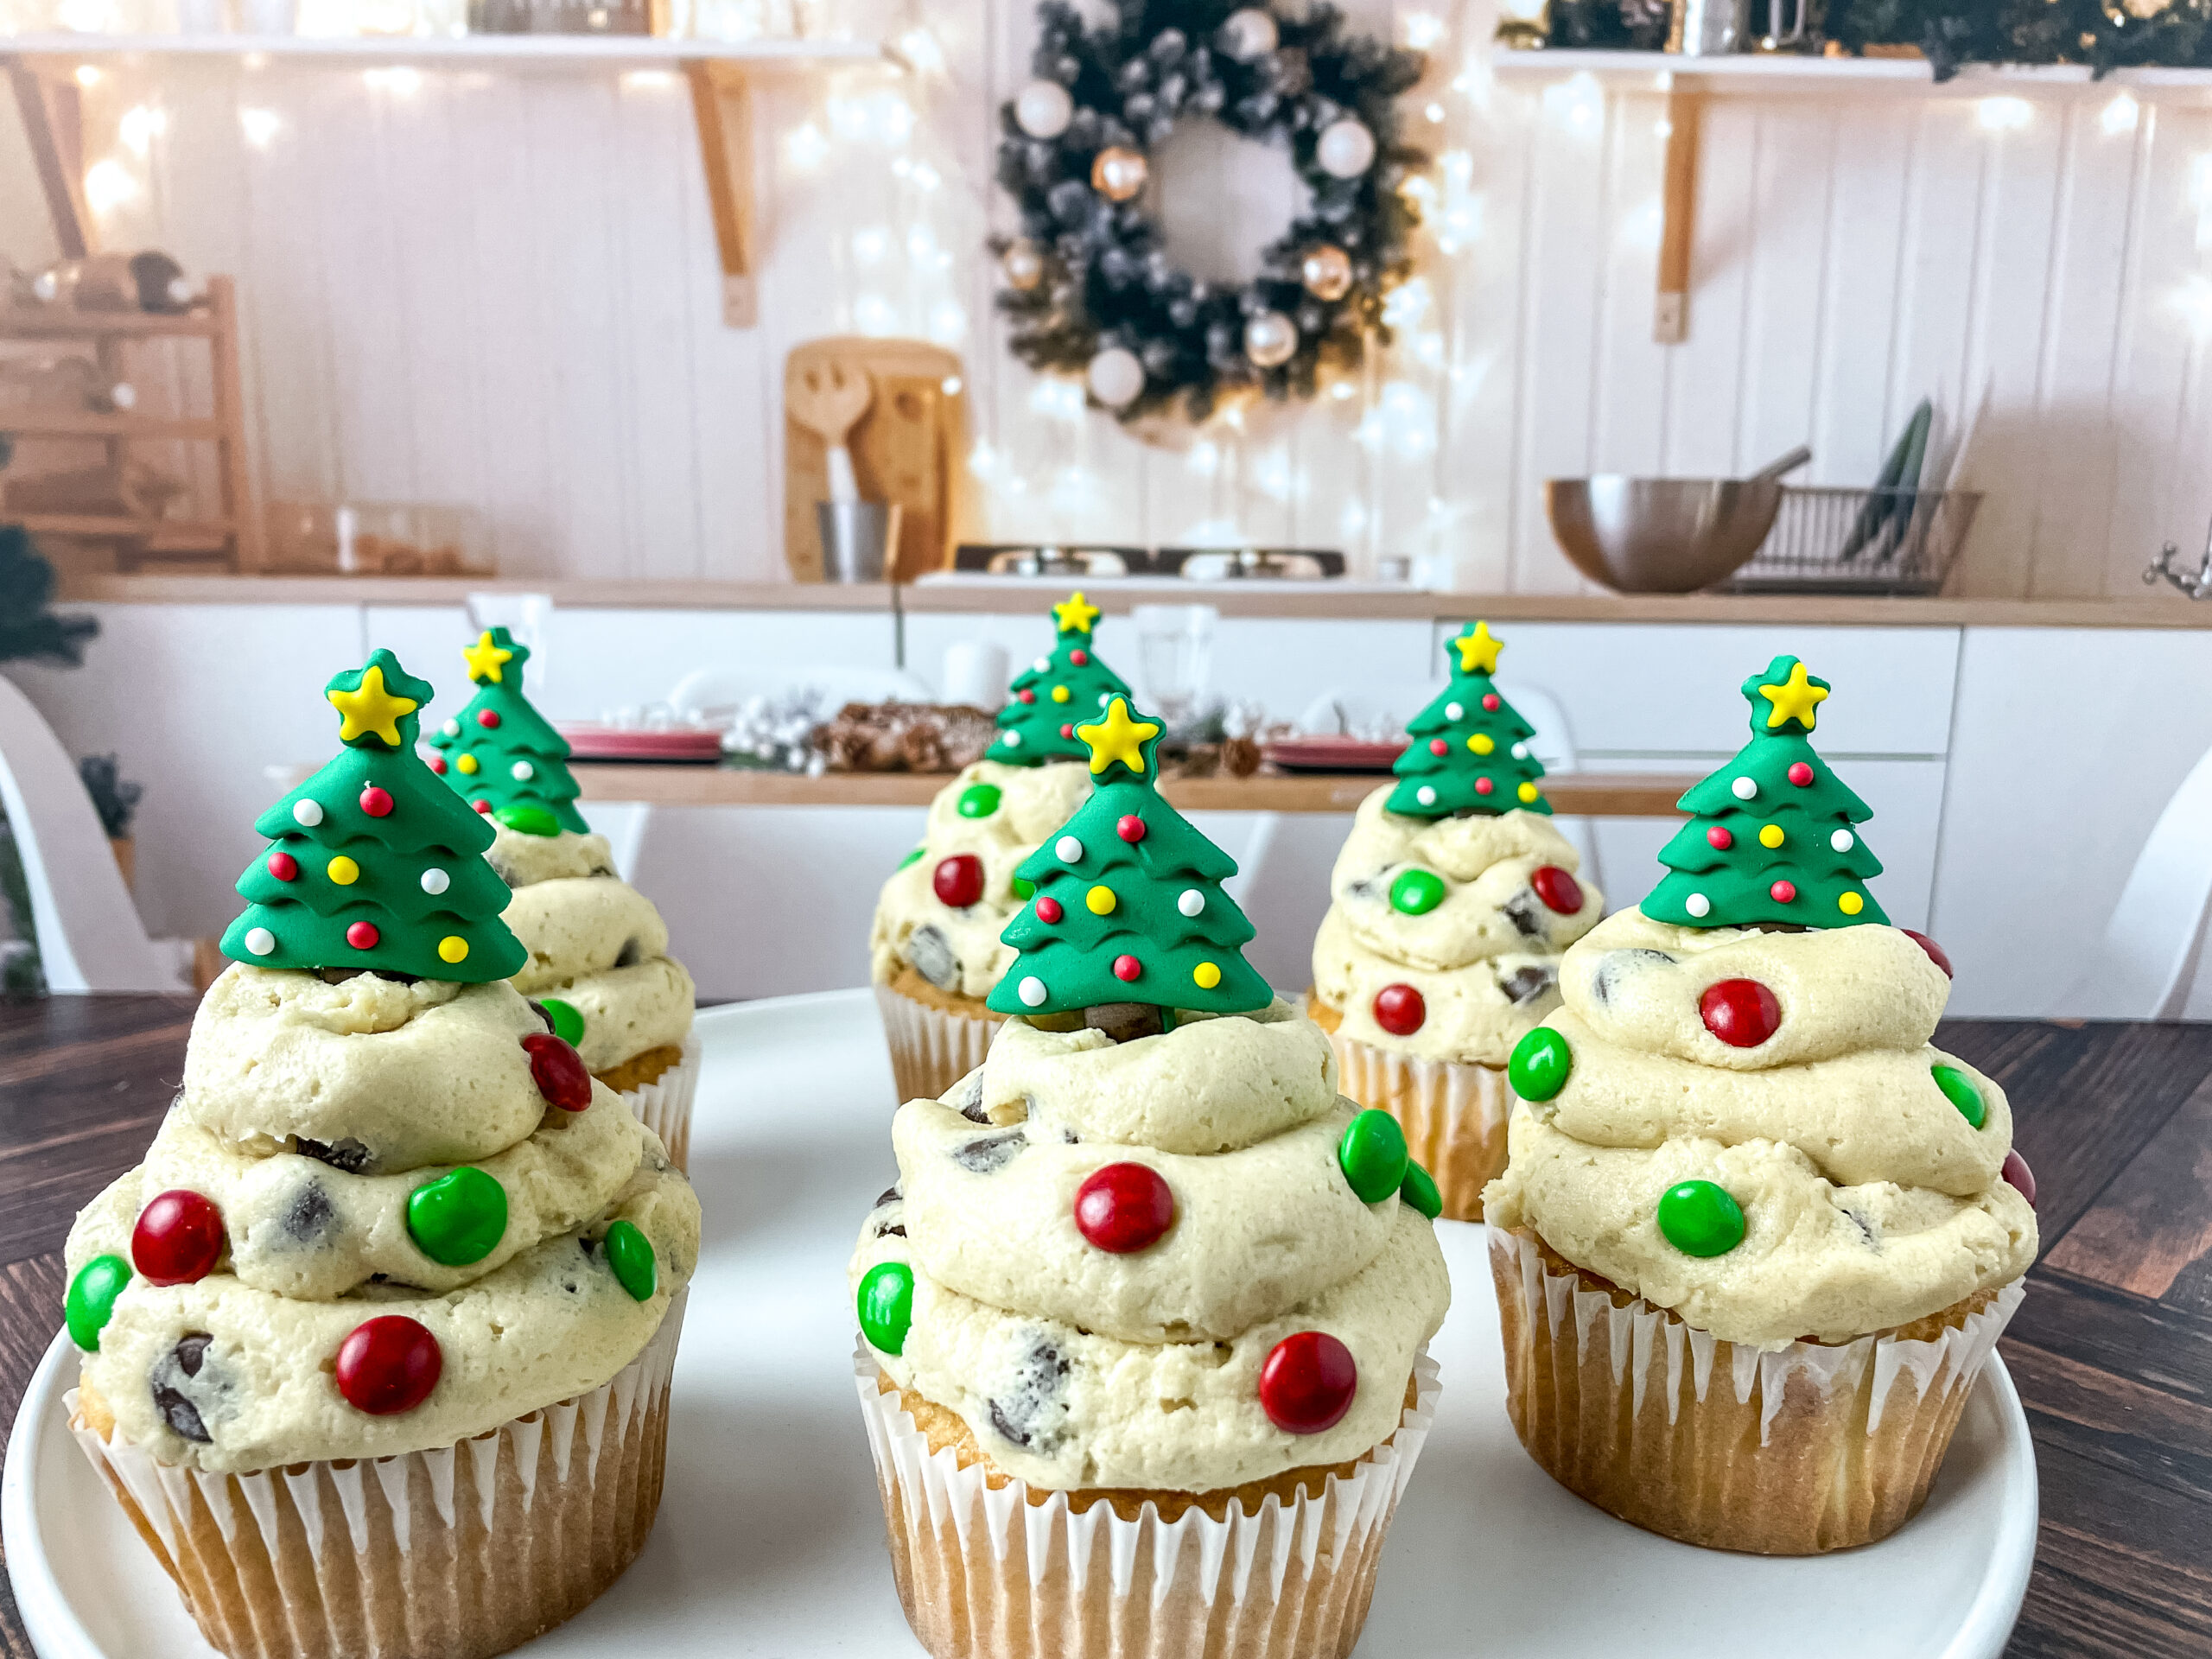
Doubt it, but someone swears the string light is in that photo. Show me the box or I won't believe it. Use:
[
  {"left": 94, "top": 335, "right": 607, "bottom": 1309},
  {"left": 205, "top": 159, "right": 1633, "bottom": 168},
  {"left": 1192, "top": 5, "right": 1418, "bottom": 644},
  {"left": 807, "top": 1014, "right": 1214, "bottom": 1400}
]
[
  {"left": 1975, "top": 97, "right": 2031, "bottom": 131},
  {"left": 2101, "top": 92, "right": 2139, "bottom": 136},
  {"left": 620, "top": 69, "right": 677, "bottom": 91},
  {"left": 1548, "top": 72, "right": 1603, "bottom": 137},
  {"left": 896, "top": 26, "right": 945, "bottom": 74},
  {"left": 118, "top": 105, "right": 166, "bottom": 156},
  {"left": 362, "top": 67, "right": 423, "bottom": 95},
  {"left": 854, "top": 294, "right": 897, "bottom": 334},
  {"left": 926, "top": 300, "right": 968, "bottom": 344},
  {"left": 785, "top": 121, "right": 830, "bottom": 171},
  {"left": 239, "top": 107, "right": 282, "bottom": 148},
  {"left": 83, "top": 158, "right": 138, "bottom": 215},
  {"left": 1187, "top": 440, "right": 1221, "bottom": 477},
  {"left": 73, "top": 65, "right": 101, "bottom": 87},
  {"left": 852, "top": 226, "right": 890, "bottom": 264},
  {"left": 1402, "top": 11, "right": 1446, "bottom": 48}
]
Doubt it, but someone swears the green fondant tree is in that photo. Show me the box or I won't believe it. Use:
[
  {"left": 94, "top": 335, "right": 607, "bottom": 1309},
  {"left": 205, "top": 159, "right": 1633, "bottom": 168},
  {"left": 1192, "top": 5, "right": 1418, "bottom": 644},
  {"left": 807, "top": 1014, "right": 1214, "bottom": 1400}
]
[
  {"left": 221, "top": 651, "right": 527, "bottom": 979},
  {"left": 1386, "top": 620, "right": 1552, "bottom": 818},
  {"left": 987, "top": 696, "right": 1273, "bottom": 1017},
  {"left": 424, "top": 628, "right": 588, "bottom": 837},
  {"left": 1643, "top": 654, "right": 1888, "bottom": 930},
  {"left": 986, "top": 590, "right": 1134, "bottom": 766}
]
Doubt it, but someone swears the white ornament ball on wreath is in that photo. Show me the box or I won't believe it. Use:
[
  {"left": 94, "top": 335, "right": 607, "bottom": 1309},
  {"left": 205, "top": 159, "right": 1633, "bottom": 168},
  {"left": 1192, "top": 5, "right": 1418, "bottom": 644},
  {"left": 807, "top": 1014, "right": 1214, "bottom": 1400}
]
[
  {"left": 1002, "top": 241, "right": 1046, "bottom": 291},
  {"left": 1218, "top": 8, "right": 1279, "bottom": 62},
  {"left": 1086, "top": 347, "right": 1145, "bottom": 408},
  {"left": 1243, "top": 310, "right": 1298, "bottom": 368},
  {"left": 1015, "top": 79, "right": 1074, "bottom": 139},
  {"left": 1300, "top": 243, "right": 1353, "bottom": 301},
  {"left": 1090, "top": 145, "right": 1148, "bottom": 203},
  {"left": 1316, "top": 117, "right": 1377, "bottom": 178}
]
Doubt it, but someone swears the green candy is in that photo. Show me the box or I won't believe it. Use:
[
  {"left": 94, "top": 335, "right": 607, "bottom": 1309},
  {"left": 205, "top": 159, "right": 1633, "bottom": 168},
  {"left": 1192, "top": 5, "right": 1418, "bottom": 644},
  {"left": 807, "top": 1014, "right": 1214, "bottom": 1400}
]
[
  {"left": 1657, "top": 1179, "right": 1746, "bottom": 1257},
  {"left": 603, "top": 1218, "right": 656, "bottom": 1302},
  {"left": 1931, "top": 1063, "right": 1986, "bottom": 1128},
  {"left": 1011, "top": 875, "right": 1034, "bottom": 900},
  {"left": 1338, "top": 1109, "right": 1411, "bottom": 1203},
  {"left": 537, "top": 996, "right": 586, "bottom": 1046},
  {"left": 66, "top": 1255, "right": 130, "bottom": 1352},
  {"left": 1400, "top": 1160, "right": 1443, "bottom": 1220},
  {"left": 407, "top": 1166, "right": 509, "bottom": 1266},
  {"left": 957, "top": 784, "right": 1002, "bottom": 819},
  {"left": 899, "top": 846, "right": 925, "bottom": 870},
  {"left": 1388, "top": 868, "right": 1446, "bottom": 916},
  {"left": 858, "top": 1260, "right": 914, "bottom": 1356},
  {"left": 1509, "top": 1026, "right": 1572, "bottom": 1102},
  {"left": 496, "top": 802, "right": 561, "bottom": 838}
]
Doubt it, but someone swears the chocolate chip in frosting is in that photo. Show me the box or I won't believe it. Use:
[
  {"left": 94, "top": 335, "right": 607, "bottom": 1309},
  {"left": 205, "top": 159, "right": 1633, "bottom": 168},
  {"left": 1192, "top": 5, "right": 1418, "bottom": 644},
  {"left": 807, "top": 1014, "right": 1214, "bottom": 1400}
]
[
  {"left": 951, "top": 1129, "right": 1027, "bottom": 1174},
  {"left": 1499, "top": 964, "right": 1556, "bottom": 1005},
  {"left": 292, "top": 1136, "right": 374, "bottom": 1175},
  {"left": 906, "top": 924, "right": 962, "bottom": 993},
  {"left": 613, "top": 937, "right": 643, "bottom": 969},
  {"left": 1084, "top": 1001, "right": 1166, "bottom": 1042},
  {"left": 874, "top": 1184, "right": 904, "bottom": 1209},
  {"left": 987, "top": 1337, "right": 1071, "bottom": 1452},
  {"left": 279, "top": 1179, "right": 336, "bottom": 1245},
  {"left": 1502, "top": 892, "right": 1548, "bottom": 940},
  {"left": 149, "top": 1332, "right": 220, "bottom": 1443},
  {"left": 1590, "top": 949, "right": 1676, "bottom": 1007},
  {"left": 951, "top": 1072, "right": 990, "bottom": 1123}
]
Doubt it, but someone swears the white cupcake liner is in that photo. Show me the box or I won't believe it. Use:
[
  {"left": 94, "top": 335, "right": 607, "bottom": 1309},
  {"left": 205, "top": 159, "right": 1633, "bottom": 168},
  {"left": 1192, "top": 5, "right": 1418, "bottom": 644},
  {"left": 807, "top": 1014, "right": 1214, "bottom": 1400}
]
[
  {"left": 1326, "top": 1026, "right": 1511, "bottom": 1223},
  {"left": 69, "top": 1294, "right": 686, "bottom": 1659},
  {"left": 854, "top": 1344, "right": 1440, "bottom": 1659},
  {"left": 1491, "top": 1226, "right": 2024, "bottom": 1553},
  {"left": 618, "top": 1030, "right": 699, "bottom": 1172},
  {"left": 875, "top": 982, "right": 1001, "bottom": 1108}
]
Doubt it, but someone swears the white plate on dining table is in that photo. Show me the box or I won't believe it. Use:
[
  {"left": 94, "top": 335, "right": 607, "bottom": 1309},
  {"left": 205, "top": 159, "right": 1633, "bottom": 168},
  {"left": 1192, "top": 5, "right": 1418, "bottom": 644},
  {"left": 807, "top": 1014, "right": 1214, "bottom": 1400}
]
[{"left": 4, "top": 989, "right": 2038, "bottom": 1658}]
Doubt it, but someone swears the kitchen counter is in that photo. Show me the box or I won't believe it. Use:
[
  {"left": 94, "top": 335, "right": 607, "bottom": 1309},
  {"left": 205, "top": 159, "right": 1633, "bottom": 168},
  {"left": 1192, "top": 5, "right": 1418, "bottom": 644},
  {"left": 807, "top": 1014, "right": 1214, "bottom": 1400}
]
[{"left": 50, "top": 571, "right": 2212, "bottom": 628}]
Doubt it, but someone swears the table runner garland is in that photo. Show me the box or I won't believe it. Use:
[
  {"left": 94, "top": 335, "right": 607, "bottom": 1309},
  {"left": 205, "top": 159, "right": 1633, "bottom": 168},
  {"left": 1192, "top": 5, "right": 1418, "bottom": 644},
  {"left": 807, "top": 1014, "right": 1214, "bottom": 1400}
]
[{"left": 991, "top": 0, "right": 1427, "bottom": 425}]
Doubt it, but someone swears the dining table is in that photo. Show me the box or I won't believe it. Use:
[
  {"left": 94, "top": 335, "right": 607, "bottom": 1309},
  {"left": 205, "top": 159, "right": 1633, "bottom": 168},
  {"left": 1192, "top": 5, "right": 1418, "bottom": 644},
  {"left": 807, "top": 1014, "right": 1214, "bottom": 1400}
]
[{"left": 0, "top": 995, "right": 2204, "bottom": 1658}]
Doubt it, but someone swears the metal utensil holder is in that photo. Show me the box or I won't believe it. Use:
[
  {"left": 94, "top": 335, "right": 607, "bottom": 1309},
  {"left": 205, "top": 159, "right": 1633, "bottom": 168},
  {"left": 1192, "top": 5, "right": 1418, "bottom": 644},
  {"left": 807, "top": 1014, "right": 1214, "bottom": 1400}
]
[{"left": 1723, "top": 486, "right": 1982, "bottom": 595}]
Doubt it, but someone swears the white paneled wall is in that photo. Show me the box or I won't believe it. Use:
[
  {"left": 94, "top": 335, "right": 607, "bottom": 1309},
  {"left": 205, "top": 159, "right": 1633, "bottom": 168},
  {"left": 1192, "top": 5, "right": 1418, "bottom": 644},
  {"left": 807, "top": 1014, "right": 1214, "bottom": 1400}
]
[{"left": 8, "top": 6, "right": 2212, "bottom": 591}]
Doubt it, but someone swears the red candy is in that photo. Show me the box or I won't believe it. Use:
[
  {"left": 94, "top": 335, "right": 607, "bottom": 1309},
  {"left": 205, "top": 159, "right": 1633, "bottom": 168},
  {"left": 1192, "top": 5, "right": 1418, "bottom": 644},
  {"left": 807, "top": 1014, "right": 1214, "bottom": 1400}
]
[
  {"left": 1428, "top": 738, "right": 1448, "bottom": 756},
  {"left": 933, "top": 855, "right": 985, "bottom": 909},
  {"left": 131, "top": 1190, "right": 225, "bottom": 1286},
  {"left": 1019, "top": 689, "right": 1036, "bottom": 704},
  {"left": 1706, "top": 825, "right": 1732, "bottom": 850},
  {"left": 1481, "top": 693, "right": 1501, "bottom": 712},
  {"left": 477, "top": 709, "right": 501, "bottom": 728},
  {"left": 1074, "top": 1163, "right": 1176, "bottom": 1253},
  {"left": 1113, "top": 954, "right": 1142, "bottom": 982},
  {"left": 1035, "top": 896, "right": 1065, "bottom": 924},
  {"left": 428, "top": 754, "right": 448, "bottom": 774},
  {"left": 1059, "top": 723, "right": 1075, "bottom": 739},
  {"left": 1769, "top": 880, "right": 1797, "bottom": 904},
  {"left": 521, "top": 1033, "right": 593, "bottom": 1111},
  {"left": 1070, "top": 649, "right": 1090, "bottom": 665},
  {"left": 1474, "top": 777, "right": 1494, "bottom": 796},
  {"left": 1259, "top": 1332, "right": 1358, "bottom": 1433},
  {"left": 335, "top": 1316, "right": 442, "bottom": 1415},
  {"left": 473, "top": 799, "right": 493, "bottom": 814},
  {"left": 359, "top": 785, "right": 393, "bottom": 818},
  {"left": 346, "top": 921, "right": 380, "bottom": 950},
  {"left": 1904, "top": 929, "right": 1953, "bottom": 978},
  {"left": 1117, "top": 814, "right": 1147, "bottom": 843},
  {"left": 1374, "top": 983, "right": 1426, "bottom": 1036},
  {"left": 1700, "top": 978, "right": 1782, "bottom": 1048},
  {"left": 1788, "top": 761, "right": 1815, "bottom": 786},
  {"left": 2001, "top": 1148, "right": 2037, "bottom": 1207},
  {"left": 267, "top": 850, "right": 299, "bottom": 881},
  {"left": 1531, "top": 865, "right": 1583, "bottom": 914}
]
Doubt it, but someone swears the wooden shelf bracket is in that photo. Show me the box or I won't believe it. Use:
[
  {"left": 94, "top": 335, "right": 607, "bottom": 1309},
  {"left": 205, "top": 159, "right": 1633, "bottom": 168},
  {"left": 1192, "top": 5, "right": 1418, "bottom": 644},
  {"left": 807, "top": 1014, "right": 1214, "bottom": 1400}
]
[
  {"left": 1656, "top": 83, "right": 1702, "bottom": 343},
  {"left": 4, "top": 54, "right": 93, "bottom": 259},
  {"left": 687, "top": 59, "right": 757, "bottom": 329}
]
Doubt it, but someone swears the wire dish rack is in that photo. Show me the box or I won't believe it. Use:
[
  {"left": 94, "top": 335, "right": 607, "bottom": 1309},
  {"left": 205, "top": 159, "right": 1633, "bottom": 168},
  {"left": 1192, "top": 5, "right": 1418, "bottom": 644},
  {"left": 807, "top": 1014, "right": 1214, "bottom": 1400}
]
[{"left": 1724, "top": 486, "right": 1982, "bottom": 596}]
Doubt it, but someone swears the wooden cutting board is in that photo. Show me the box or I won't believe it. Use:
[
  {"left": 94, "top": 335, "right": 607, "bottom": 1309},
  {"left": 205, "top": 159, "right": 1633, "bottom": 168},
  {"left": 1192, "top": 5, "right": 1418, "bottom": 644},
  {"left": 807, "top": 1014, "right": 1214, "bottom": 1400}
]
[{"left": 784, "top": 336, "right": 969, "bottom": 583}]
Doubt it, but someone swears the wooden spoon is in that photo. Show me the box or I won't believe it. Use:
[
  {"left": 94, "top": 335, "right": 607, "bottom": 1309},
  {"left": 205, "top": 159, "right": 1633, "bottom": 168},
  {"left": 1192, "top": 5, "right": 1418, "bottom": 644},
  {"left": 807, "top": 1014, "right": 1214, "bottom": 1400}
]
[{"left": 787, "top": 359, "right": 875, "bottom": 503}]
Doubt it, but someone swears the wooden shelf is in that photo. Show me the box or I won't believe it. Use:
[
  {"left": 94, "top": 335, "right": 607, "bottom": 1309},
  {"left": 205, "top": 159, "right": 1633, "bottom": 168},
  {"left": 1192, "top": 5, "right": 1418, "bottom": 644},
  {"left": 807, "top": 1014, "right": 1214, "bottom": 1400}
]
[
  {"left": 4, "top": 412, "right": 223, "bottom": 439},
  {"left": 0, "top": 31, "right": 899, "bottom": 69},
  {"left": 15, "top": 513, "right": 234, "bottom": 550},
  {"left": 567, "top": 764, "right": 1696, "bottom": 817},
  {"left": 1489, "top": 48, "right": 2212, "bottom": 99},
  {"left": 0, "top": 306, "right": 218, "bottom": 339}
]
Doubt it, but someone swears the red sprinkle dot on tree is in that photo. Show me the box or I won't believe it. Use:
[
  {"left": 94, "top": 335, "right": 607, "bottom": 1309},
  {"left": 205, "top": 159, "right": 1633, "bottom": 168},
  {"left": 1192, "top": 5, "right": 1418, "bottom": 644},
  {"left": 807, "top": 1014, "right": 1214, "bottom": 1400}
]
[
  {"left": 1474, "top": 777, "right": 1494, "bottom": 795},
  {"left": 1788, "top": 761, "right": 1815, "bottom": 786},
  {"left": 1374, "top": 983, "right": 1426, "bottom": 1036},
  {"left": 1481, "top": 694, "right": 1501, "bottom": 712},
  {"left": 1112, "top": 954, "right": 1142, "bottom": 982},
  {"left": 1074, "top": 1163, "right": 1175, "bottom": 1252},
  {"left": 1531, "top": 865, "right": 1583, "bottom": 914},
  {"left": 1706, "top": 825, "right": 1732, "bottom": 850},
  {"left": 428, "top": 754, "right": 448, "bottom": 774},
  {"left": 1700, "top": 978, "right": 1781, "bottom": 1048},
  {"left": 1904, "top": 929, "right": 1953, "bottom": 977},
  {"left": 335, "top": 1315, "right": 442, "bottom": 1415},
  {"left": 933, "top": 855, "right": 985, "bottom": 909},
  {"left": 477, "top": 709, "right": 501, "bottom": 728},
  {"left": 131, "top": 1190, "right": 225, "bottom": 1286},
  {"left": 346, "top": 921, "right": 381, "bottom": 950},
  {"left": 268, "top": 851, "right": 299, "bottom": 881},
  {"left": 1769, "top": 880, "right": 1797, "bottom": 904},
  {"left": 359, "top": 785, "right": 394, "bottom": 818},
  {"left": 1428, "top": 738, "right": 1448, "bottom": 756},
  {"left": 1116, "top": 814, "right": 1147, "bottom": 843},
  {"left": 521, "top": 1032, "right": 593, "bottom": 1111},
  {"left": 1258, "top": 1331, "right": 1358, "bottom": 1433},
  {"left": 1059, "top": 723, "right": 1075, "bottom": 739},
  {"left": 473, "top": 799, "right": 493, "bottom": 814},
  {"left": 1035, "top": 896, "right": 1065, "bottom": 924},
  {"left": 1070, "top": 649, "right": 1090, "bottom": 665}
]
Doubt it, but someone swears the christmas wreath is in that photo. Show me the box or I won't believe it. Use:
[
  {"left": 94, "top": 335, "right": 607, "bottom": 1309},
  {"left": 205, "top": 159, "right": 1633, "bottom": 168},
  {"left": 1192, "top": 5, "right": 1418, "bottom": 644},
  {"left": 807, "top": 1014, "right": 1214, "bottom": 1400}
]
[{"left": 991, "top": 1, "right": 1427, "bottom": 425}]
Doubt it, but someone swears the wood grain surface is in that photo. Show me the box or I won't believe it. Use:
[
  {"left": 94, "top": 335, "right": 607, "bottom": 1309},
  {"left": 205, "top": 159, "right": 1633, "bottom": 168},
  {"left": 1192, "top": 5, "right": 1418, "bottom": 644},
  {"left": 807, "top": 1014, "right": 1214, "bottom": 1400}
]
[{"left": 0, "top": 997, "right": 2206, "bottom": 1656}]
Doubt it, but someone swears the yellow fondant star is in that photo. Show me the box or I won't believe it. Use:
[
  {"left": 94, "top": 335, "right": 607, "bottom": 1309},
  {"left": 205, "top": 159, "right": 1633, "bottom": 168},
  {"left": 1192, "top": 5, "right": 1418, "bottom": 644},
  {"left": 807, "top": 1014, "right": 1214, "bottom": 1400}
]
[
  {"left": 1759, "top": 660, "right": 1828, "bottom": 730},
  {"left": 1076, "top": 696, "right": 1160, "bottom": 777},
  {"left": 1452, "top": 620, "right": 1503, "bottom": 676},
  {"left": 462, "top": 630, "right": 514, "bottom": 685},
  {"left": 1054, "top": 591, "right": 1103, "bottom": 634},
  {"left": 327, "top": 664, "right": 418, "bottom": 748}
]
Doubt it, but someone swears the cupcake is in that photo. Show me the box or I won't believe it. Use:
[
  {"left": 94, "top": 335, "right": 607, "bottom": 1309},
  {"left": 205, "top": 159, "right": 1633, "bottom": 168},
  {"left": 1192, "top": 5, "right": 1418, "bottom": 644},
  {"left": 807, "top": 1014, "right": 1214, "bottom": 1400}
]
[
  {"left": 62, "top": 650, "right": 700, "bottom": 1659},
  {"left": 852, "top": 696, "right": 1451, "bottom": 1659},
  {"left": 1309, "top": 622, "right": 1602, "bottom": 1220},
  {"left": 869, "top": 592, "right": 1129, "bottom": 1103},
  {"left": 428, "top": 629, "right": 698, "bottom": 1166},
  {"left": 1482, "top": 655, "right": 2037, "bottom": 1554}
]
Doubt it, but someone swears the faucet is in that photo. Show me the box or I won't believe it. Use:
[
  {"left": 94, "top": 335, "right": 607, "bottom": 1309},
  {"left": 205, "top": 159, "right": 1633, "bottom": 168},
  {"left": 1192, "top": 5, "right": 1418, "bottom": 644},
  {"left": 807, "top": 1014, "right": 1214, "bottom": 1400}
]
[{"left": 2145, "top": 522, "right": 2212, "bottom": 599}]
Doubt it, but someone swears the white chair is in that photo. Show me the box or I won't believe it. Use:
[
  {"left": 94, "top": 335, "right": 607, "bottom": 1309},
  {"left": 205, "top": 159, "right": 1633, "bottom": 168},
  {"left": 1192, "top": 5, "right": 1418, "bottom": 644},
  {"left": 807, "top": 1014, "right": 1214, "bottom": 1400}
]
[
  {"left": 0, "top": 673, "right": 188, "bottom": 992},
  {"left": 2065, "top": 741, "right": 2212, "bottom": 1018}
]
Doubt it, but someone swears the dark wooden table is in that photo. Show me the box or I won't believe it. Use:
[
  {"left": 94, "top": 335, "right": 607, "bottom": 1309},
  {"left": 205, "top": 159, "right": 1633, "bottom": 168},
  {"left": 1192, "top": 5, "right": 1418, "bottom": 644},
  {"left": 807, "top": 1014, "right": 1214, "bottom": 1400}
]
[{"left": 0, "top": 998, "right": 2206, "bottom": 1657}]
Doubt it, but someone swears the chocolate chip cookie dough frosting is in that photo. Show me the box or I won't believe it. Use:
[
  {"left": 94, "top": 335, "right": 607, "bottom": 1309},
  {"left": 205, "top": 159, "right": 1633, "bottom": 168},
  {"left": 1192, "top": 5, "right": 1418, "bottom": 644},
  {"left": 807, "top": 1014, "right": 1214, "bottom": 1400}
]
[
  {"left": 851, "top": 697, "right": 1449, "bottom": 1659},
  {"left": 869, "top": 592, "right": 1128, "bottom": 1105},
  {"left": 1481, "top": 656, "right": 2039, "bottom": 1555},
  {"left": 429, "top": 628, "right": 697, "bottom": 1160},
  {"left": 1309, "top": 622, "right": 1602, "bottom": 1220},
  {"left": 64, "top": 651, "right": 700, "bottom": 1659}
]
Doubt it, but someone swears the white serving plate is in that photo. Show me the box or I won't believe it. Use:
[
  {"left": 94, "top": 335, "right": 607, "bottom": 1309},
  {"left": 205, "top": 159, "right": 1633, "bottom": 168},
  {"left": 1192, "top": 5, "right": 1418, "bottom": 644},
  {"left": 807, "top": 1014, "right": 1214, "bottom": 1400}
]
[{"left": 4, "top": 990, "right": 2037, "bottom": 1658}]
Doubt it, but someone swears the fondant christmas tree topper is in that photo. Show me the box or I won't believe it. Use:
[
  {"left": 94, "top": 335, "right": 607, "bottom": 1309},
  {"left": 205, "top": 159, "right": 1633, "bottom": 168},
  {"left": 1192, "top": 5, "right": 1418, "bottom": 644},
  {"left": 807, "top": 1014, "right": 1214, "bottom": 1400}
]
[
  {"left": 1387, "top": 620, "right": 1551, "bottom": 819},
  {"left": 986, "top": 695, "right": 1273, "bottom": 1020},
  {"left": 220, "top": 650, "right": 527, "bottom": 980},
  {"left": 1642, "top": 655, "right": 1888, "bottom": 930},
  {"left": 425, "top": 628, "right": 588, "bottom": 837},
  {"left": 988, "top": 591, "right": 1135, "bottom": 766}
]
